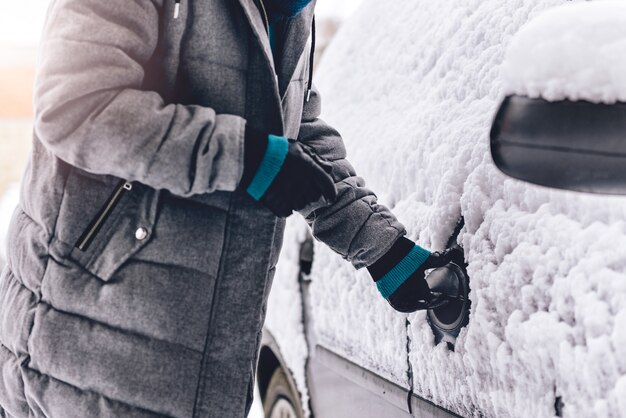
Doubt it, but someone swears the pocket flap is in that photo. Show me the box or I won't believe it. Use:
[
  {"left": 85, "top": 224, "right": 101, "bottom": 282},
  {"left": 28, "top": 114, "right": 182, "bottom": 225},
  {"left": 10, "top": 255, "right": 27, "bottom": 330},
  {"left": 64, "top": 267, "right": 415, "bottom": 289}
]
[{"left": 68, "top": 180, "right": 160, "bottom": 282}]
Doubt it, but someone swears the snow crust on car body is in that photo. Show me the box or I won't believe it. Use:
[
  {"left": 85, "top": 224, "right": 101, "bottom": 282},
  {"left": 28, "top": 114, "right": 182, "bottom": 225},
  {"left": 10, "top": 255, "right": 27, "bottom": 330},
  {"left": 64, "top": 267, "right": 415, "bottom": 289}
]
[
  {"left": 503, "top": 1, "right": 626, "bottom": 104},
  {"left": 288, "top": 0, "right": 626, "bottom": 416}
]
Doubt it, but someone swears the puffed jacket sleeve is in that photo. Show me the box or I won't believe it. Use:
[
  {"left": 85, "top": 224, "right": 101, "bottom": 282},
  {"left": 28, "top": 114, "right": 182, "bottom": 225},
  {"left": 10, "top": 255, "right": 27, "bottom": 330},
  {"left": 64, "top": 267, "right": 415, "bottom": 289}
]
[
  {"left": 297, "top": 83, "right": 407, "bottom": 269},
  {"left": 34, "top": 0, "right": 246, "bottom": 197}
]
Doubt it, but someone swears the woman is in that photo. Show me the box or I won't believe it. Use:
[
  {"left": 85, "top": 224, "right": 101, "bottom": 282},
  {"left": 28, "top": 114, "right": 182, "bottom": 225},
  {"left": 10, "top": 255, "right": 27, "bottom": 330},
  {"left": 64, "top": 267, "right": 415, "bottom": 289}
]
[{"left": 0, "top": 0, "right": 458, "bottom": 416}]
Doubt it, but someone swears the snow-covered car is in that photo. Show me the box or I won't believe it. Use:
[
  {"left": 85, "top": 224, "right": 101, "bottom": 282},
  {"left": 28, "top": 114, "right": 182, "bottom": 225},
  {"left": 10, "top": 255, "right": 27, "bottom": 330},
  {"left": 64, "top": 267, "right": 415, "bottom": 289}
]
[{"left": 257, "top": 1, "right": 626, "bottom": 418}]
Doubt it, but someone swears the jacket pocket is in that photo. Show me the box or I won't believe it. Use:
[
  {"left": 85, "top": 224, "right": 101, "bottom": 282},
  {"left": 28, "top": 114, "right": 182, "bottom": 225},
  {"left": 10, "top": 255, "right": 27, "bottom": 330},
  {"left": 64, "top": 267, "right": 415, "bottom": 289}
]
[
  {"left": 74, "top": 179, "right": 133, "bottom": 252},
  {"left": 60, "top": 167, "right": 160, "bottom": 282}
]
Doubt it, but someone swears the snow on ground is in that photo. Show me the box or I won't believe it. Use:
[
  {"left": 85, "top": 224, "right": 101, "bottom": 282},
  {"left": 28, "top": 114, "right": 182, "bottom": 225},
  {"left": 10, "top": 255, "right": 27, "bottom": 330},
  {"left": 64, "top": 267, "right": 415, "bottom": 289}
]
[
  {"left": 0, "top": 184, "right": 19, "bottom": 270},
  {"left": 503, "top": 1, "right": 626, "bottom": 104},
  {"left": 304, "top": 0, "right": 626, "bottom": 417}
]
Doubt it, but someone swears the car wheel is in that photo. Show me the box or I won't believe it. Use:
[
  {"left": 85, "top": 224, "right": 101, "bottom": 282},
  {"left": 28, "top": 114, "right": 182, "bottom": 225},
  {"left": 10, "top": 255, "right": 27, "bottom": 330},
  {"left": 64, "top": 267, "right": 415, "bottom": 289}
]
[{"left": 263, "top": 368, "right": 304, "bottom": 418}]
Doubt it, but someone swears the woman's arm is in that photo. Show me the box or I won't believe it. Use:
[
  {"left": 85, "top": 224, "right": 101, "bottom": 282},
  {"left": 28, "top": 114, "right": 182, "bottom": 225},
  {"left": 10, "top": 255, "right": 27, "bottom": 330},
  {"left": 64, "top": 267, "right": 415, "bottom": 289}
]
[
  {"left": 296, "top": 84, "right": 406, "bottom": 269},
  {"left": 297, "top": 84, "right": 462, "bottom": 312},
  {"left": 34, "top": 0, "right": 245, "bottom": 197}
]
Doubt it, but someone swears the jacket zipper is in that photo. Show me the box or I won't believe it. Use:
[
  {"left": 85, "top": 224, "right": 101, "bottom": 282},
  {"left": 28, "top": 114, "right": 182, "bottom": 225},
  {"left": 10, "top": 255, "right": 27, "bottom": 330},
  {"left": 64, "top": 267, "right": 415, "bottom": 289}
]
[{"left": 75, "top": 179, "right": 133, "bottom": 252}]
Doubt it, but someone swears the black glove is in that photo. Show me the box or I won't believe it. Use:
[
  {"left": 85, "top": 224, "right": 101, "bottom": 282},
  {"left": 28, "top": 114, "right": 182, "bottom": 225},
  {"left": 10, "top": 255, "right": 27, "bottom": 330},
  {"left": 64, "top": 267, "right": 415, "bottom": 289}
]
[
  {"left": 241, "top": 126, "right": 338, "bottom": 217},
  {"left": 367, "top": 236, "right": 463, "bottom": 313}
]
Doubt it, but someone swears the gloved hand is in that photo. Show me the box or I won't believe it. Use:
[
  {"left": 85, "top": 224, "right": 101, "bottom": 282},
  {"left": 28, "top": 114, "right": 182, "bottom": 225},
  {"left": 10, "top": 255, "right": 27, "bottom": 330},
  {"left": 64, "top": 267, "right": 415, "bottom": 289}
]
[
  {"left": 367, "top": 236, "right": 464, "bottom": 313},
  {"left": 241, "top": 125, "right": 338, "bottom": 217}
]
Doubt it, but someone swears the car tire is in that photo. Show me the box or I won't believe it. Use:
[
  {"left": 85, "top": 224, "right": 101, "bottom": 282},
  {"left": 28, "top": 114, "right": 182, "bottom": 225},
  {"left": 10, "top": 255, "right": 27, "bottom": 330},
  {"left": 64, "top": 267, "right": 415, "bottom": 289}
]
[{"left": 263, "top": 368, "right": 304, "bottom": 418}]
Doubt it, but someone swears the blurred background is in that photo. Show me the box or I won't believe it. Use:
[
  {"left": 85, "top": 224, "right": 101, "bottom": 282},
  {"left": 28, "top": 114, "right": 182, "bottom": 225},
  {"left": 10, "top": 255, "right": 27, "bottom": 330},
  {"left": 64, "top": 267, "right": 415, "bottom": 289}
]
[
  {"left": 0, "top": 0, "right": 48, "bottom": 194},
  {"left": 0, "top": 0, "right": 49, "bottom": 266},
  {"left": 0, "top": 0, "right": 363, "bottom": 268}
]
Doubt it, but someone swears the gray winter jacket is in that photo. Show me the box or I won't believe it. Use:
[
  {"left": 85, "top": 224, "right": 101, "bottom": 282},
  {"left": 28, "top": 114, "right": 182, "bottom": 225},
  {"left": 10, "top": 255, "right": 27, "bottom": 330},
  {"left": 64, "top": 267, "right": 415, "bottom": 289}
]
[{"left": 0, "top": 0, "right": 405, "bottom": 417}]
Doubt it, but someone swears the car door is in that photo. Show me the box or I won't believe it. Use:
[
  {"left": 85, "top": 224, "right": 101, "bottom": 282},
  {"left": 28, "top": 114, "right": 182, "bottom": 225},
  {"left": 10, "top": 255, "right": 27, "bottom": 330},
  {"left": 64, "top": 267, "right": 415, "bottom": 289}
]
[{"left": 311, "top": 0, "right": 626, "bottom": 417}]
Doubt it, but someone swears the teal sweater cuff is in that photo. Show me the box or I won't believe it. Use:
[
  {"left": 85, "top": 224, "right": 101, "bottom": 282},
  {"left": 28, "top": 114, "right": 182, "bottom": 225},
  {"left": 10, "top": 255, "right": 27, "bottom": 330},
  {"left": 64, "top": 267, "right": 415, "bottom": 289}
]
[
  {"left": 247, "top": 134, "right": 289, "bottom": 201},
  {"left": 374, "top": 244, "right": 431, "bottom": 299}
]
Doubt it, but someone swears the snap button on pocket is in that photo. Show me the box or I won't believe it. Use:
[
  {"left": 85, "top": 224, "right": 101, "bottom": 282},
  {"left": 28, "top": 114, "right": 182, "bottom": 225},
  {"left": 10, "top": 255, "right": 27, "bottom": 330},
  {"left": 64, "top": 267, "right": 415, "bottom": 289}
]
[{"left": 135, "top": 227, "right": 148, "bottom": 241}]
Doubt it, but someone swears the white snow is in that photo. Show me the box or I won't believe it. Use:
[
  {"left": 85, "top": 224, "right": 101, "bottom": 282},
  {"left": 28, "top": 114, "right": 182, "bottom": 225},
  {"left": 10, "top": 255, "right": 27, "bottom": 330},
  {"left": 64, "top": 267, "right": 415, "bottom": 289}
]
[
  {"left": 314, "top": 0, "right": 364, "bottom": 20},
  {"left": 503, "top": 1, "right": 626, "bottom": 104},
  {"left": 294, "top": 0, "right": 626, "bottom": 417},
  {"left": 309, "top": 250, "right": 411, "bottom": 386},
  {"left": 0, "top": 184, "right": 19, "bottom": 270},
  {"left": 247, "top": 385, "right": 264, "bottom": 418}
]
